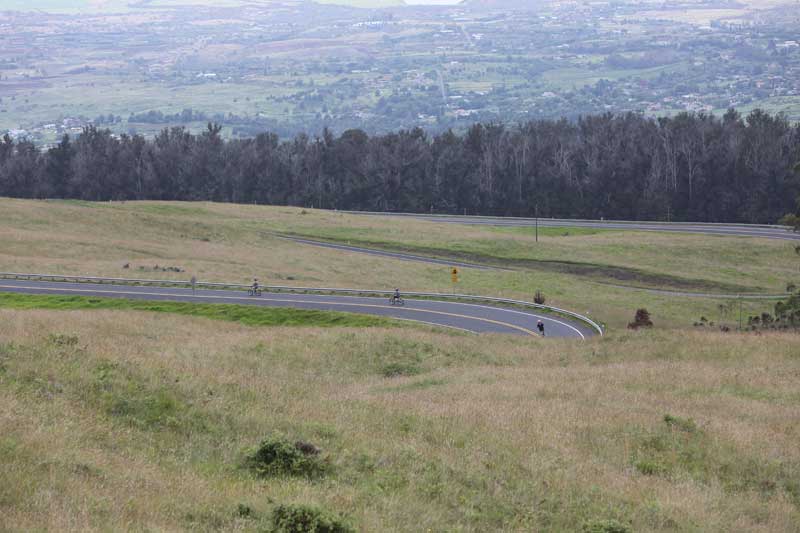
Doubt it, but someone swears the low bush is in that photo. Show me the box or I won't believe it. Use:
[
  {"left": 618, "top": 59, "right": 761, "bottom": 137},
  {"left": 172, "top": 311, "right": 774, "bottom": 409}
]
[
  {"left": 245, "top": 436, "right": 328, "bottom": 478},
  {"left": 663, "top": 414, "right": 697, "bottom": 434},
  {"left": 270, "top": 504, "right": 353, "bottom": 533},
  {"left": 47, "top": 333, "right": 78, "bottom": 347},
  {"left": 382, "top": 361, "right": 422, "bottom": 377},
  {"left": 634, "top": 459, "right": 668, "bottom": 476},
  {"left": 236, "top": 503, "right": 255, "bottom": 519},
  {"left": 627, "top": 308, "right": 653, "bottom": 330}
]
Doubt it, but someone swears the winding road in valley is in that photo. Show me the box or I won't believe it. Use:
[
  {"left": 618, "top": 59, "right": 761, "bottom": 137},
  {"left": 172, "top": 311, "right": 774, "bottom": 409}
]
[{"left": 0, "top": 279, "right": 597, "bottom": 339}]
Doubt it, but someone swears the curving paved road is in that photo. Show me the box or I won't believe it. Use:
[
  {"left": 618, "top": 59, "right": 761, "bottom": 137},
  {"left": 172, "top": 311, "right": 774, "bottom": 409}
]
[
  {"left": 345, "top": 212, "right": 800, "bottom": 241},
  {"left": 0, "top": 280, "right": 596, "bottom": 339}
]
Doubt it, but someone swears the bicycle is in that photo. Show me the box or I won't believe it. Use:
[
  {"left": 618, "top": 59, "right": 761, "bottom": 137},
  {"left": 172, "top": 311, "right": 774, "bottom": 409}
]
[
  {"left": 248, "top": 287, "right": 262, "bottom": 297},
  {"left": 389, "top": 296, "right": 404, "bottom": 306}
]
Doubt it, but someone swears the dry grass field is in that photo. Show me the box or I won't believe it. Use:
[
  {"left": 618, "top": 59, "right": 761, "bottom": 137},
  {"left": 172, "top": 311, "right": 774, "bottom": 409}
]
[
  {"left": 1, "top": 198, "right": 799, "bottom": 531},
  {"left": 1, "top": 310, "right": 798, "bottom": 531}
]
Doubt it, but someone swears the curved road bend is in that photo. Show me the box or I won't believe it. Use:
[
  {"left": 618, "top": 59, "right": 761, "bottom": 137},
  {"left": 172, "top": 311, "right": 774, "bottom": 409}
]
[
  {"left": 0, "top": 280, "right": 595, "bottom": 339},
  {"left": 345, "top": 212, "right": 800, "bottom": 242}
]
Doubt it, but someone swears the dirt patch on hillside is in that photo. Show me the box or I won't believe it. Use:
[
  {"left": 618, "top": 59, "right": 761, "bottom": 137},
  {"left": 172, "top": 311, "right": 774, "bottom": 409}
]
[{"left": 283, "top": 233, "right": 761, "bottom": 294}]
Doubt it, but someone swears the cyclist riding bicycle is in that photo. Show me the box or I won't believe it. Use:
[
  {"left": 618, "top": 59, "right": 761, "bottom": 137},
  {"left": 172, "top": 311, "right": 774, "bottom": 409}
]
[
  {"left": 537, "top": 320, "right": 545, "bottom": 336},
  {"left": 252, "top": 278, "right": 260, "bottom": 291},
  {"left": 392, "top": 288, "right": 401, "bottom": 304}
]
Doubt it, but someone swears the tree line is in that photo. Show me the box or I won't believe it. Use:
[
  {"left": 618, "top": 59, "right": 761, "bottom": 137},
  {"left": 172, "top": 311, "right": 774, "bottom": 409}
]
[{"left": 1, "top": 109, "right": 798, "bottom": 223}]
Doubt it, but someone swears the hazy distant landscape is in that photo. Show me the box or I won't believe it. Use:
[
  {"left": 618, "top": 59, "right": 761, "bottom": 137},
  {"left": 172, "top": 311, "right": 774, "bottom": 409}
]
[{"left": 2, "top": 0, "right": 799, "bottom": 143}]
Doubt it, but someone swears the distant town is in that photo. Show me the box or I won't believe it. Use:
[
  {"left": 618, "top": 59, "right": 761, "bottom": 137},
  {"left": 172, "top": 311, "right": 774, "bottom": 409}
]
[{"left": 1, "top": 0, "right": 799, "bottom": 144}]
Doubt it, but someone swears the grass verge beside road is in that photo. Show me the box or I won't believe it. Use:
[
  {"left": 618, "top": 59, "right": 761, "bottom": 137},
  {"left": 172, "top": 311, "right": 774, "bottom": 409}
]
[{"left": 0, "top": 293, "right": 395, "bottom": 329}]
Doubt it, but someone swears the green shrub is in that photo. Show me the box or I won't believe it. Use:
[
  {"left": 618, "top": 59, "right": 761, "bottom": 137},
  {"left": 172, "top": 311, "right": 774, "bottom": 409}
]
[
  {"left": 627, "top": 308, "right": 653, "bottom": 330},
  {"left": 270, "top": 504, "right": 353, "bottom": 533},
  {"left": 47, "top": 333, "right": 78, "bottom": 347},
  {"left": 245, "top": 436, "right": 327, "bottom": 478},
  {"left": 785, "top": 479, "right": 800, "bottom": 505},
  {"left": 0, "top": 343, "right": 9, "bottom": 375},
  {"left": 236, "top": 503, "right": 255, "bottom": 518},
  {"left": 635, "top": 459, "right": 668, "bottom": 476},
  {"left": 581, "top": 518, "right": 631, "bottom": 533},
  {"left": 663, "top": 414, "right": 698, "bottom": 434},
  {"left": 381, "top": 361, "right": 422, "bottom": 377}
]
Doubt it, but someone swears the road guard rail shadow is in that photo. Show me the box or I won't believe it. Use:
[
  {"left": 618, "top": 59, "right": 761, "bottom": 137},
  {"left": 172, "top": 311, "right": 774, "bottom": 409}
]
[{"left": 0, "top": 272, "right": 605, "bottom": 336}]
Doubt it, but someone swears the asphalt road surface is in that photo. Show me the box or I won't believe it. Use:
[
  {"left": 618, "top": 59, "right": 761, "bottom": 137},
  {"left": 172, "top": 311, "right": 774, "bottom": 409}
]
[
  {"left": 0, "top": 280, "right": 596, "bottom": 339},
  {"left": 346, "top": 212, "right": 800, "bottom": 241}
]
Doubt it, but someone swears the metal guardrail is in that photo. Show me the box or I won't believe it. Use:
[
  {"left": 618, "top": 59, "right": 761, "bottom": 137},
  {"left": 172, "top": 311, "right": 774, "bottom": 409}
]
[
  {"left": 0, "top": 271, "right": 605, "bottom": 336},
  {"left": 343, "top": 210, "right": 793, "bottom": 230}
]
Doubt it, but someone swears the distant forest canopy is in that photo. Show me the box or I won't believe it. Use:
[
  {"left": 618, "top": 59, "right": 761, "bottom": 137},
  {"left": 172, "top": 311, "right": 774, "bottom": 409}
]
[{"left": 1, "top": 109, "right": 798, "bottom": 224}]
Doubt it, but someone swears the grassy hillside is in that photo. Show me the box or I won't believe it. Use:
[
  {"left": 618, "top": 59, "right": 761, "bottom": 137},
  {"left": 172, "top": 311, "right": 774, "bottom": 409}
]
[
  {"left": 1, "top": 310, "right": 798, "bottom": 531},
  {"left": 0, "top": 198, "right": 795, "bottom": 329},
  {"left": 1, "top": 198, "right": 799, "bottom": 530}
]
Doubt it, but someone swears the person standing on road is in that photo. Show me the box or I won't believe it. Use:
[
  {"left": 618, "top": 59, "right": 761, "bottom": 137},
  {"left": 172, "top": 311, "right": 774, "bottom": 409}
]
[{"left": 537, "top": 320, "right": 545, "bottom": 336}]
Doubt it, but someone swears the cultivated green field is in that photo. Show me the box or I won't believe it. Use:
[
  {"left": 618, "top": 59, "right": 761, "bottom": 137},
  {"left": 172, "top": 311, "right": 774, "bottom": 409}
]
[
  {"left": 715, "top": 96, "right": 800, "bottom": 122},
  {"left": 1, "top": 198, "right": 799, "bottom": 531}
]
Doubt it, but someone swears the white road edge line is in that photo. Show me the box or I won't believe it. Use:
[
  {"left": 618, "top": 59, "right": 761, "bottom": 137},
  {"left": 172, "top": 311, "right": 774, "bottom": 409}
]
[
  {"left": 200, "top": 287, "right": 584, "bottom": 337},
  {"left": 431, "top": 300, "right": 587, "bottom": 340}
]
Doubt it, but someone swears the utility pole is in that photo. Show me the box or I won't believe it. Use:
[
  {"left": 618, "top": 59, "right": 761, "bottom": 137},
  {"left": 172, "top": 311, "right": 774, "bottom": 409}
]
[
  {"left": 535, "top": 202, "right": 539, "bottom": 243},
  {"left": 738, "top": 295, "right": 743, "bottom": 331}
]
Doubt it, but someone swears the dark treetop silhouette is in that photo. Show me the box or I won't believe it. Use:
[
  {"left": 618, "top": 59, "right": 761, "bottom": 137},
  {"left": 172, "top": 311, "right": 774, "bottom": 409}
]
[{"left": 2, "top": 110, "right": 798, "bottom": 224}]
